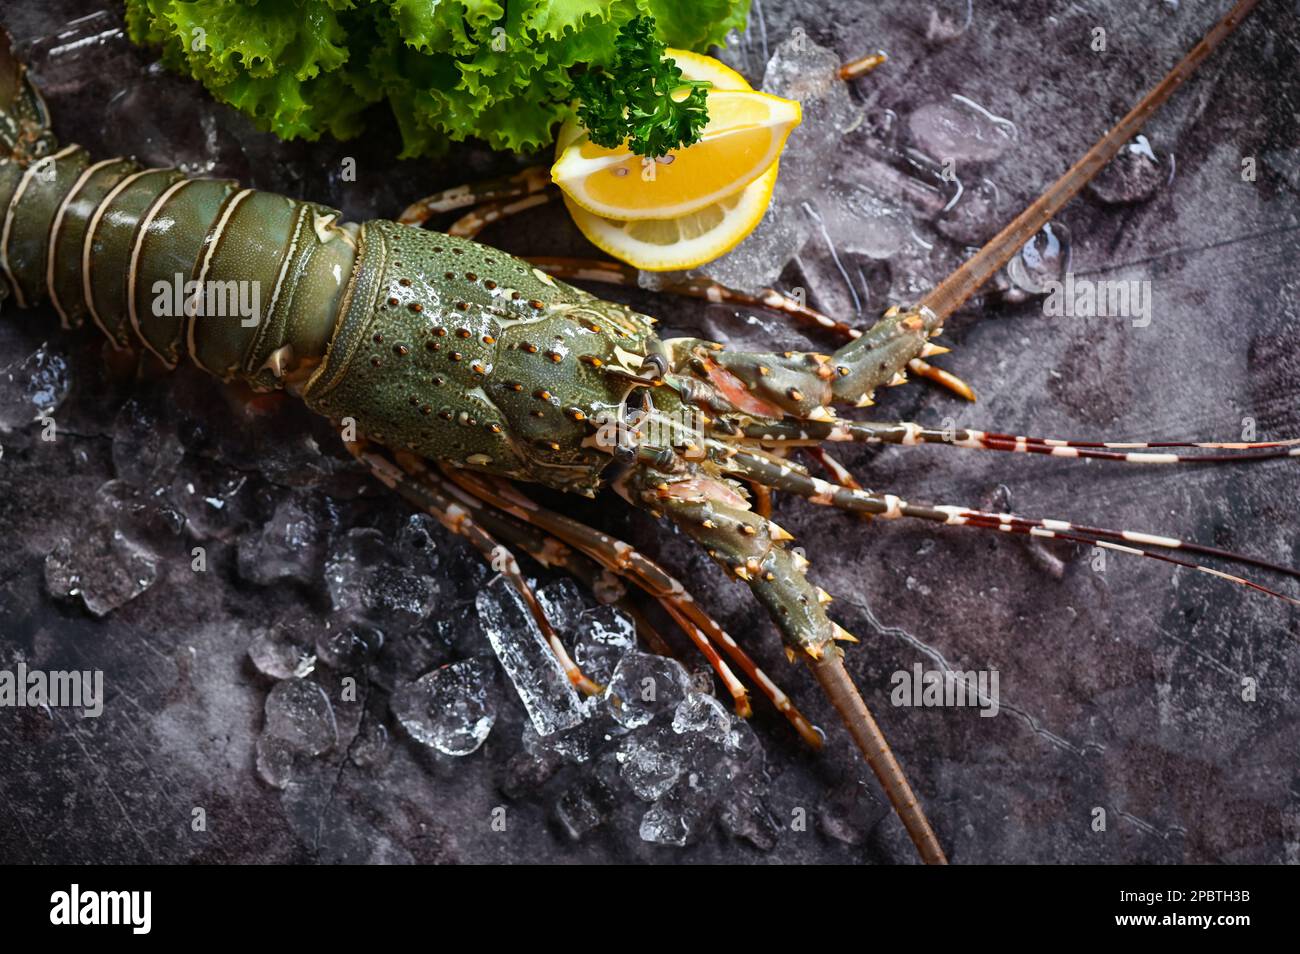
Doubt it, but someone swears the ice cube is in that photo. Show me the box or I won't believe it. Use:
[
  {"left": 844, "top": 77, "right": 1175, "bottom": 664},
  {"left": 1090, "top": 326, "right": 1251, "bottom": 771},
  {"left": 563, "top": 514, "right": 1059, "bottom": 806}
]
[
  {"left": 391, "top": 657, "right": 498, "bottom": 756},
  {"left": 914, "top": 0, "right": 975, "bottom": 44},
  {"left": 112, "top": 395, "right": 184, "bottom": 489},
  {"left": 395, "top": 513, "right": 442, "bottom": 576},
  {"left": 721, "top": 713, "right": 767, "bottom": 781},
  {"left": 832, "top": 134, "right": 950, "bottom": 221},
  {"left": 370, "top": 623, "right": 449, "bottom": 695},
  {"left": 236, "top": 492, "right": 328, "bottom": 587},
  {"left": 632, "top": 680, "right": 761, "bottom": 846},
  {"left": 719, "top": 770, "right": 781, "bottom": 851},
  {"left": 638, "top": 767, "right": 728, "bottom": 847},
  {"left": 617, "top": 724, "right": 686, "bottom": 801},
  {"left": 477, "top": 577, "right": 590, "bottom": 736},
  {"left": 324, "top": 527, "right": 439, "bottom": 634},
  {"left": 886, "top": 236, "right": 968, "bottom": 307},
  {"left": 248, "top": 625, "right": 316, "bottom": 680},
  {"left": 536, "top": 578, "right": 589, "bottom": 639},
  {"left": 263, "top": 679, "right": 338, "bottom": 757},
  {"left": 501, "top": 745, "right": 563, "bottom": 799},
  {"left": 817, "top": 184, "right": 914, "bottom": 260},
  {"left": 350, "top": 722, "right": 391, "bottom": 770},
  {"left": 572, "top": 604, "right": 637, "bottom": 685},
  {"left": 518, "top": 700, "right": 608, "bottom": 764},
  {"left": 1007, "top": 222, "right": 1072, "bottom": 295},
  {"left": 44, "top": 528, "right": 159, "bottom": 617},
  {"left": 255, "top": 735, "right": 296, "bottom": 790},
  {"left": 314, "top": 623, "right": 384, "bottom": 670},
  {"left": 671, "top": 692, "right": 732, "bottom": 742},
  {"left": 100, "top": 60, "right": 249, "bottom": 178},
  {"left": 819, "top": 780, "right": 890, "bottom": 845},
  {"left": 703, "top": 190, "right": 813, "bottom": 294},
  {"left": 0, "top": 343, "right": 70, "bottom": 432},
  {"left": 170, "top": 457, "right": 252, "bottom": 542},
  {"left": 94, "top": 478, "right": 184, "bottom": 546},
  {"left": 796, "top": 199, "right": 898, "bottom": 321},
  {"left": 761, "top": 29, "right": 864, "bottom": 194},
  {"left": 794, "top": 244, "right": 892, "bottom": 324},
  {"left": 553, "top": 775, "right": 619, "bottom": 841},
  {"left": 935, "top": 175, "right": 1002, "bottom": 245},
  {"left": 604, "top": 651, "right": 692, "bottom": 729},
  {"left": 1087, "top": 135, "right": 1171, "bottom": 205}
]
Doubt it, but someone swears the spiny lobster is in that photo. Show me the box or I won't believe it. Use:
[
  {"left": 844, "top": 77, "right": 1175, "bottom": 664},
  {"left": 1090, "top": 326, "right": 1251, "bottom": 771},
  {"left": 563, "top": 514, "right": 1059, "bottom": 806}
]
[{"left": 0, "top": 0, "right": 1291, "bottom": 863}]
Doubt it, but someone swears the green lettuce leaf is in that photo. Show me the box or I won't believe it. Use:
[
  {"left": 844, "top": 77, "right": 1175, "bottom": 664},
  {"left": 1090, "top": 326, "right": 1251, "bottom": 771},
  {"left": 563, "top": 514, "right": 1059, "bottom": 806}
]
[{"left": 124, "top": 0, "right": 751, "bottom": 156}]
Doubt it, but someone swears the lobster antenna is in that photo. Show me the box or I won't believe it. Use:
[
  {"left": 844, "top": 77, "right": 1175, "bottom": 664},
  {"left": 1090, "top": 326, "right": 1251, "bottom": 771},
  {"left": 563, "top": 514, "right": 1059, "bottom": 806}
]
[
  {"left": 739, "top": 418, "right": 1300, "bottom": 465},
  {"left": 918, "top": 0, "right": 1261, "bottom": 326},
  {"left": 974, "top": 520, "right": 1300, "bottom": 609},
  {"left": 939, "top": 510, "right": 1300, "bottom": 587},
  {"left": 721, "top": 447, "right": 1300, "bottom": 589},
  {"left": 807, "top": 649, "right": 948, "bottom": 864},
  {"left": 842, "top": 423, "right": 1300, "bottom": 465},
  {"left": 933, "top": 436, "right": 1300, "bottom": 465}
]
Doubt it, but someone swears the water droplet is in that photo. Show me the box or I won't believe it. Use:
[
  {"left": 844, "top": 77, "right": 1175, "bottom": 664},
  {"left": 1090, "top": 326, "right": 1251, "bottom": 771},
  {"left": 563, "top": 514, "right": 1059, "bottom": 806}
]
[
  {"left": 908, "top": 94, "right": 1017, "bottom": 164},
  {"left": 1008, "top": 222, "right": 1072, "bottom": 294}
]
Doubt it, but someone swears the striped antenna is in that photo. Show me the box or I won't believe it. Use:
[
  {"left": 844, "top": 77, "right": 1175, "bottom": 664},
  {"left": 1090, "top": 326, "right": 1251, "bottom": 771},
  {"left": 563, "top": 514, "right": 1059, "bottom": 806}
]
[
  {"left": 830, "top": 421, "right": 1300, "bottom": 466},
  {"left": 721, "top": 448, "right": 1300, "bottom": 604}
]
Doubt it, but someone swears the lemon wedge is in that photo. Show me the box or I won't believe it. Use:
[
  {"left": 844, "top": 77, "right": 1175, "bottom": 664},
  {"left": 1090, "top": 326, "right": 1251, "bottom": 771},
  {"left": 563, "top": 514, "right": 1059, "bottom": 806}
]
[
  {"left": 560, "top": 164, "right": 779, "bottom": 272},
  {"left": 552, "top": 89, "right": 800, "bottom": 221},
  {"left": 557, "top": 50, "right": 786, "bottom": 271}
]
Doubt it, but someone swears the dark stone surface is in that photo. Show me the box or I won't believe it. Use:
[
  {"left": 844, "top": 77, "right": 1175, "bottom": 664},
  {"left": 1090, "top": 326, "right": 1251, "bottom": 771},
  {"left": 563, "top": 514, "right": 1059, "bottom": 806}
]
[{"left": 0, "top": 0, "right": 1297, "bottom": 864}]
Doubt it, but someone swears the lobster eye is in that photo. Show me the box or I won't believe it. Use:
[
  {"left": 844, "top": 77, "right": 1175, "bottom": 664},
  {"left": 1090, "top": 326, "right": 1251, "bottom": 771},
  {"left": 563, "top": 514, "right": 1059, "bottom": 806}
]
[{"left": 638, "top": 353, "right": 668, "bottom": 378}]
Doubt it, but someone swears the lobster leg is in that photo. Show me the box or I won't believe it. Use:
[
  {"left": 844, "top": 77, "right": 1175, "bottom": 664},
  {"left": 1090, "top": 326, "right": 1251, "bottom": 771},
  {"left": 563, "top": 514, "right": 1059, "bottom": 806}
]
[
  {"left": 447, "top": 192, "right": 554, "bottom": 239},
  {"left": 398, "top": 166, "right": 552, "bottom": 227},
  {"left": 439, "top": 464, "right": 824, "bottom": 743},
  {"left": 389, "top": 451, "right": 689, "bottom": 661},
  {"left": 429, "top": 462, "right": 755, "bottom": 716},
  {"left": 618, "top": 463, "right": 948, "bottom": 864},
  {"left": 388, "top": 450, "right": 627, "bottom": 605},
  {"left": 529, "top": 256, "right": 860, "bottom": 341},
  {"left": 345, "top": 439, "right": 603, "bottom": 695}
]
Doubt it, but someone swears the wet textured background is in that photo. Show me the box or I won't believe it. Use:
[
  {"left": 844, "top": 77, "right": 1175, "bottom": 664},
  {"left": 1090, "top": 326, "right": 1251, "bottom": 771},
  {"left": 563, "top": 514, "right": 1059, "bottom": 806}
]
[{"left": 1, "top": 0, "right": 1298, "bottom": 864}]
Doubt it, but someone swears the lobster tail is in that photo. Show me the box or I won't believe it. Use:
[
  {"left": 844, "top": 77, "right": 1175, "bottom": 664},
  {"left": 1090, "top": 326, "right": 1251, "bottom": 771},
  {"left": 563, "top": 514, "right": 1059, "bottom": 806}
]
[{"left": 0, "top": 26, "right": 361, "bottom": 377}]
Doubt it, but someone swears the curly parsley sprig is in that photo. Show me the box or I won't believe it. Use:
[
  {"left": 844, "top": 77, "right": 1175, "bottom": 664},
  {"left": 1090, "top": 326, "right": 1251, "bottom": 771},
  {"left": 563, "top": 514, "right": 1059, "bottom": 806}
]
[{"left": 572, "top": 16, "right": 712, "bottom": 158}]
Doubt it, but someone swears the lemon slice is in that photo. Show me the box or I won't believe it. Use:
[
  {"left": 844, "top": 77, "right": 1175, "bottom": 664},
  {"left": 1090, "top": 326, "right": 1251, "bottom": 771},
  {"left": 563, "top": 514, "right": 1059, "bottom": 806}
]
[
  {"left": 552, "top": 89, "right": 800, "bottom": 221},
  {"left": 661, "top": 48, "right": 753, "bottom": 97},
  {"left": 558, "top": 50, "right": 782, "bottom": 271},
  {"left": 561, "top": 163, "right": 779, "bottom": 272}
]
